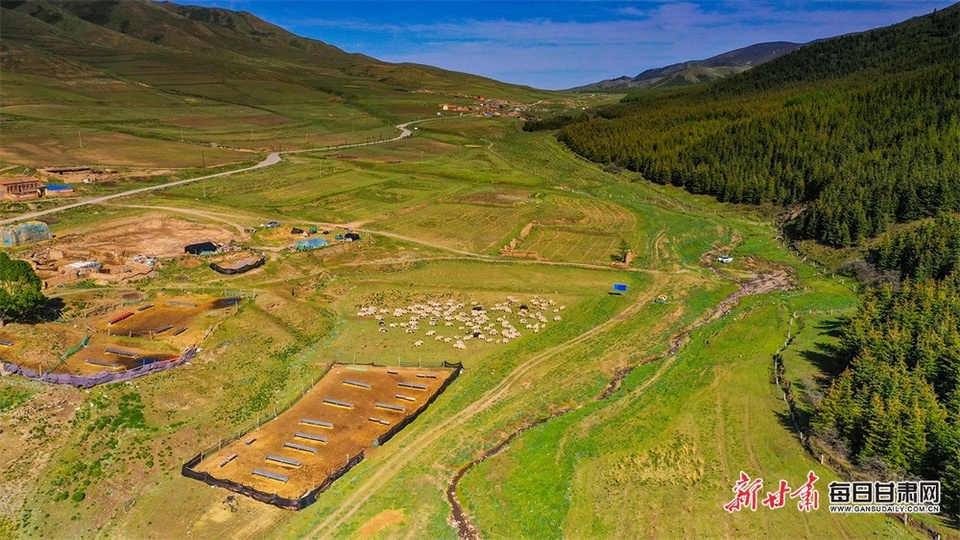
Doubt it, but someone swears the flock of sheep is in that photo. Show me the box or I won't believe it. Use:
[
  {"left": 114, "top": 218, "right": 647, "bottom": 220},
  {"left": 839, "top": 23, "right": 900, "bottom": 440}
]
[{"left": 356, "top": 295, "right": 565, "bottom": 350}]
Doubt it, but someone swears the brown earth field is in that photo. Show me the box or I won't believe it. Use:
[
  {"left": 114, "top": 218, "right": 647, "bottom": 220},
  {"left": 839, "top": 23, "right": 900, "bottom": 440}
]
[
  {"left": 191, "top": 364, "right": 457, "bottom": 501},
  {"left": 72, "top": 214, "right": 246, "bottom": 258},
  {"left": 1, "top": 294, "right": 236, "bottom": 376}
]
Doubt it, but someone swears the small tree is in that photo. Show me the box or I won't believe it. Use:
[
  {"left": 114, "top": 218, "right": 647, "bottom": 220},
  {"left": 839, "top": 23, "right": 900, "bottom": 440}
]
[
  {"left": 612, "top": 238, "right": 630, "bottom": 263},
  {"left": 0, "top": 252, "right": 45, "bottom": 326}
]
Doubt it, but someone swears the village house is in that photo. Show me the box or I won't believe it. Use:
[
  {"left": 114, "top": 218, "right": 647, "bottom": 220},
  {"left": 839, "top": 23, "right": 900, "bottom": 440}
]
[{"left": 0, "top": 177, "right": 41, "bottom": 201}]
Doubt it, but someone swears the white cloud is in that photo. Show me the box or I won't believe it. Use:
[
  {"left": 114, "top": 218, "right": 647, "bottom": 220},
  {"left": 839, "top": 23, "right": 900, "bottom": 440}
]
[{"left": 278, "top": 1, "right": 952, "bottom": 89}]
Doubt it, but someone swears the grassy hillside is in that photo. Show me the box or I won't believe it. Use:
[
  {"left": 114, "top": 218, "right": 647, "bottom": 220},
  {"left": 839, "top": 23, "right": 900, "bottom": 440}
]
[
  {"left": 0, "top": 0, "right": 559, "bottom": 168},
  {"left": 572, "top": 41, "right": 803, "bottom": 92},
  {"left": 556, "top": 4, "right": 960, "bottom": 247},
  {"left": 0, "top": 3, "right": 957, "bottom": 539}
]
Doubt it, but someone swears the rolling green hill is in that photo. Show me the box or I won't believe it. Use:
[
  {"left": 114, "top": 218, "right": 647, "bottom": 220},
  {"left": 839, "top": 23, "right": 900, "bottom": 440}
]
[
  {"left": 555, "top": 4, "right": 960, "bottom": 247},
  {"left": 0, "top": 0, "right": 556, "bottom": 167}
]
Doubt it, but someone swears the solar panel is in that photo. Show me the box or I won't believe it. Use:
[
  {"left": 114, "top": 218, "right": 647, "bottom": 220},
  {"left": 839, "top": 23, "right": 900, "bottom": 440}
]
[
  {"left": 283, "top": 442, "right": 318, "bottom": 454},
  {"left": 0, "top": 339, "right": 13, "bottom": 346},
  {"left": 299, "top": 418, "right": 334, "bottom": 428},
  {"left": 395, "top": 394, "right": 416, "bottom": 402},
  {"left": 398, "top": 382, "right": 428, "bottom": 390},
  {"left": 342, "top": 379, "right": 371, "bottom": 389},
  {"left": 85, "top": 359, "right": 121, "bottom": 368},
  {"left": 322, "top": 398, "right": 354, "bottom": 409},
  {"left": 218, "top": 454, "right": 238, "bottom": 468},
  {"left": 155, "top": 325, "right": 173, "bottom": 334},
  {"left": 252, "top": 469, "right": 288, "bottom": 482},
  {"left": 416, "top": 373, "right": 437, "bottom": 379},
  {"left": 375, "top": 402, "right": 406, "bottom": 412},
  {"left": 172, "top": 327, "right": 188, "bottom": 336},
  {"left": 105, "top": 348, "right": 139, "bottom": 358},
  {"left": 137, "top": 304, "right": 154, "bottom": 311},
  {"left": 368, "top": 417, "right": 391, "bottom": 425},
  {"left": 265, "top": 454, "right": 302, "bottom": 467},
  {"left": 294, "top": 432, "right": 328, "bottom": 443}
]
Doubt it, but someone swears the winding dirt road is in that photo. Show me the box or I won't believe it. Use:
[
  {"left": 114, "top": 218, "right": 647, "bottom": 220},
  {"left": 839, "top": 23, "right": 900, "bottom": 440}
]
[{"left": 1, "top": 119, "right": 426, "bottom": 227}]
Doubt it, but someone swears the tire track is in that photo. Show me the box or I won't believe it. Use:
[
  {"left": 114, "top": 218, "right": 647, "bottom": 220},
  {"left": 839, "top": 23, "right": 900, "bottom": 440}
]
[
  {"left": 305, "top": 281, "right": 666, "bottom": 539},
  {"left": 444, "top": 269, "right": 795, "bottom": 538}
]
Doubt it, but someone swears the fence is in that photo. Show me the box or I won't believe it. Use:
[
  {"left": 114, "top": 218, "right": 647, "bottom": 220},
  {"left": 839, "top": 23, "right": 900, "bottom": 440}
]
[
  {"left": 181, "top": 450, "right": 365, "bottom": 510},
  {"left": 181, "top": 360, "right": 463, "bottom": 510},
  {"left": 2, "top": 347, "right": 197, "bottom": 389}
]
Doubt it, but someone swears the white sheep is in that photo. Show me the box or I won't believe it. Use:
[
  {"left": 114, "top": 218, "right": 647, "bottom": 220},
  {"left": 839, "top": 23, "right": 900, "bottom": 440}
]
[{"left": 414, "top": 340, "right": 423, "bottom": 347}]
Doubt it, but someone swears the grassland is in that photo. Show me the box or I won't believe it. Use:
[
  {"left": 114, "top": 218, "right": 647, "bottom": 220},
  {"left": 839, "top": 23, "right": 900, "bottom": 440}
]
[{"left": 0, "top": 108, "right": 956, "bottom": 540}]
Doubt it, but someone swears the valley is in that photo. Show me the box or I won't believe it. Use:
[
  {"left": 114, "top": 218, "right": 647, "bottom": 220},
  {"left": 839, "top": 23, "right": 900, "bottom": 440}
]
[{"left": 0, "top": 1, "right": 957, "bottom": 539}]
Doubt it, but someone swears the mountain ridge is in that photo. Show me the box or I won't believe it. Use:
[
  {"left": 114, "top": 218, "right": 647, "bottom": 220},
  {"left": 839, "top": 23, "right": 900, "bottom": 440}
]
[{"left": 570, "top": 41, "right": 804, "bottom": 91}]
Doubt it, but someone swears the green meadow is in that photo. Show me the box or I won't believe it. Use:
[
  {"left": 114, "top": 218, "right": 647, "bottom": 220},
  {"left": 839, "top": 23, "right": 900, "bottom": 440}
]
[{"left": 1, "top": 95, "right": 955, "bottom": 540}]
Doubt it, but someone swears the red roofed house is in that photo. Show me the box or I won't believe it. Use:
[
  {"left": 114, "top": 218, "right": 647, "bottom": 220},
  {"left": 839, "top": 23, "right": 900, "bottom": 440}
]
[{"left": 0, "top": 177, "right": 41, "bottom": 201}]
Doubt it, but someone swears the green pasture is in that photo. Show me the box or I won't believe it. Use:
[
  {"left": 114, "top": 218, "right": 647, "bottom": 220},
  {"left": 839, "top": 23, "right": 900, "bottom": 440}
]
[
  {"left": 3, "top": 108, "right": 954, "bottom": 540},
  {"left": 457, "top": 297, "right": 920, "bottom": 540}
]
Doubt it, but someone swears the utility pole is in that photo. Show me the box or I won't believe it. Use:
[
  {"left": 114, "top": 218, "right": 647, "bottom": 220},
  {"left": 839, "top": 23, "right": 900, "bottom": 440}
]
[
  {"left": 201, "top": 149, "right": 205, "bottom": 168},
  {"left": 78, "top": 129, "right": 83, "bottom": 148}
]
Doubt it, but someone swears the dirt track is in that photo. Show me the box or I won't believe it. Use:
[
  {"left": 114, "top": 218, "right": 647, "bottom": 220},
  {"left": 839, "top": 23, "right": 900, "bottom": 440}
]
[
  {"left": 303, "top": 277, "right": 669, "bottom": 539},
  {"left": 443, "top": 266, "right": 794, "bottom": 539},
  {"left": 305, "top": 264, "right": 793, "bottom": 539}
]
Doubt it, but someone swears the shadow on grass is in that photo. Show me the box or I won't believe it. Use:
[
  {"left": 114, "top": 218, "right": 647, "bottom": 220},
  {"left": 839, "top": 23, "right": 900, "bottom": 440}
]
[
  {"left": 20, "top": 297, "right": 66, "bottom": 324},
  {"left": 798, "top": 316, "right": 850, "bottom": 379}
]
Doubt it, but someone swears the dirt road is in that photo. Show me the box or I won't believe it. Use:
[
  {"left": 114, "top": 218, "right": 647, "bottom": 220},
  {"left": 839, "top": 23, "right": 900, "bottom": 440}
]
[
  {"left": 0, "top": 153, "right": 281, "bottom": 226},
  {"left": 2, "top": 118, "right": 427, "bottom": 227},
  {"left": 303, "top": 277, "right": 669, "bottom": 539}
]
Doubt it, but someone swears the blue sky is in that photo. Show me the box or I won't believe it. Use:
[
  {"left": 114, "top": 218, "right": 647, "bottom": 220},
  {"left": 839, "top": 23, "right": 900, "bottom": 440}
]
[{"left": 186, "top": 1, "right": 953, "bottom": 89}]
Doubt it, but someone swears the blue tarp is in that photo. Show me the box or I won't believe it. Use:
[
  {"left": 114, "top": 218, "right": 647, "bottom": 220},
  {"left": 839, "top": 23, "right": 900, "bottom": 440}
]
[
  {"left": 296, "top": 238, "right": 329, "bottom": 251},
  {"left": 0, "top": 221, "right": 52, "bottom": 247},
  {"left": 613, "top": 283, "right": 628, "bottom": 292}
]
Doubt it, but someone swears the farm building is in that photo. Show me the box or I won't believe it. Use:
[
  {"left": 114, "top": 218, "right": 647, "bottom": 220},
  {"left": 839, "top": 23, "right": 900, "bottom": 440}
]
[
  {"left": 0, "top": 221, "right": 52, "bottom": 247},
  {"left": 295, "top": 238, "right": 329, "bottom": 251},
  {"left": 184, "top": 242, "right": 218, "bottom": 255},
  {"left": 0, "top": 177, "right": 41, "bottom": 201},
  {"left": 44, "top": 184, "right": 75, "bottom": 196},
  {"left": 344, "top": 232, "right": 360, "bottom": 242}
]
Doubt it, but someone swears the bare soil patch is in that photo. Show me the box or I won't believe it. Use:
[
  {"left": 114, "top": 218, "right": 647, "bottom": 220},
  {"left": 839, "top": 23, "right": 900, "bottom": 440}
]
[
  {"left": 358, "top": 509, "right": 404, "bottom": 538},
  {"left": 1, "top": 293, "right": 234, "bottom": 376},
  {"left": 76, "top": 214, "right": 242, "bottom": 258},
  {"left": 457, "top": 190, "right": 533, "bottom": 206},
  {"left": 27, "top": 214, "right": 245, "bottom": 286}
]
